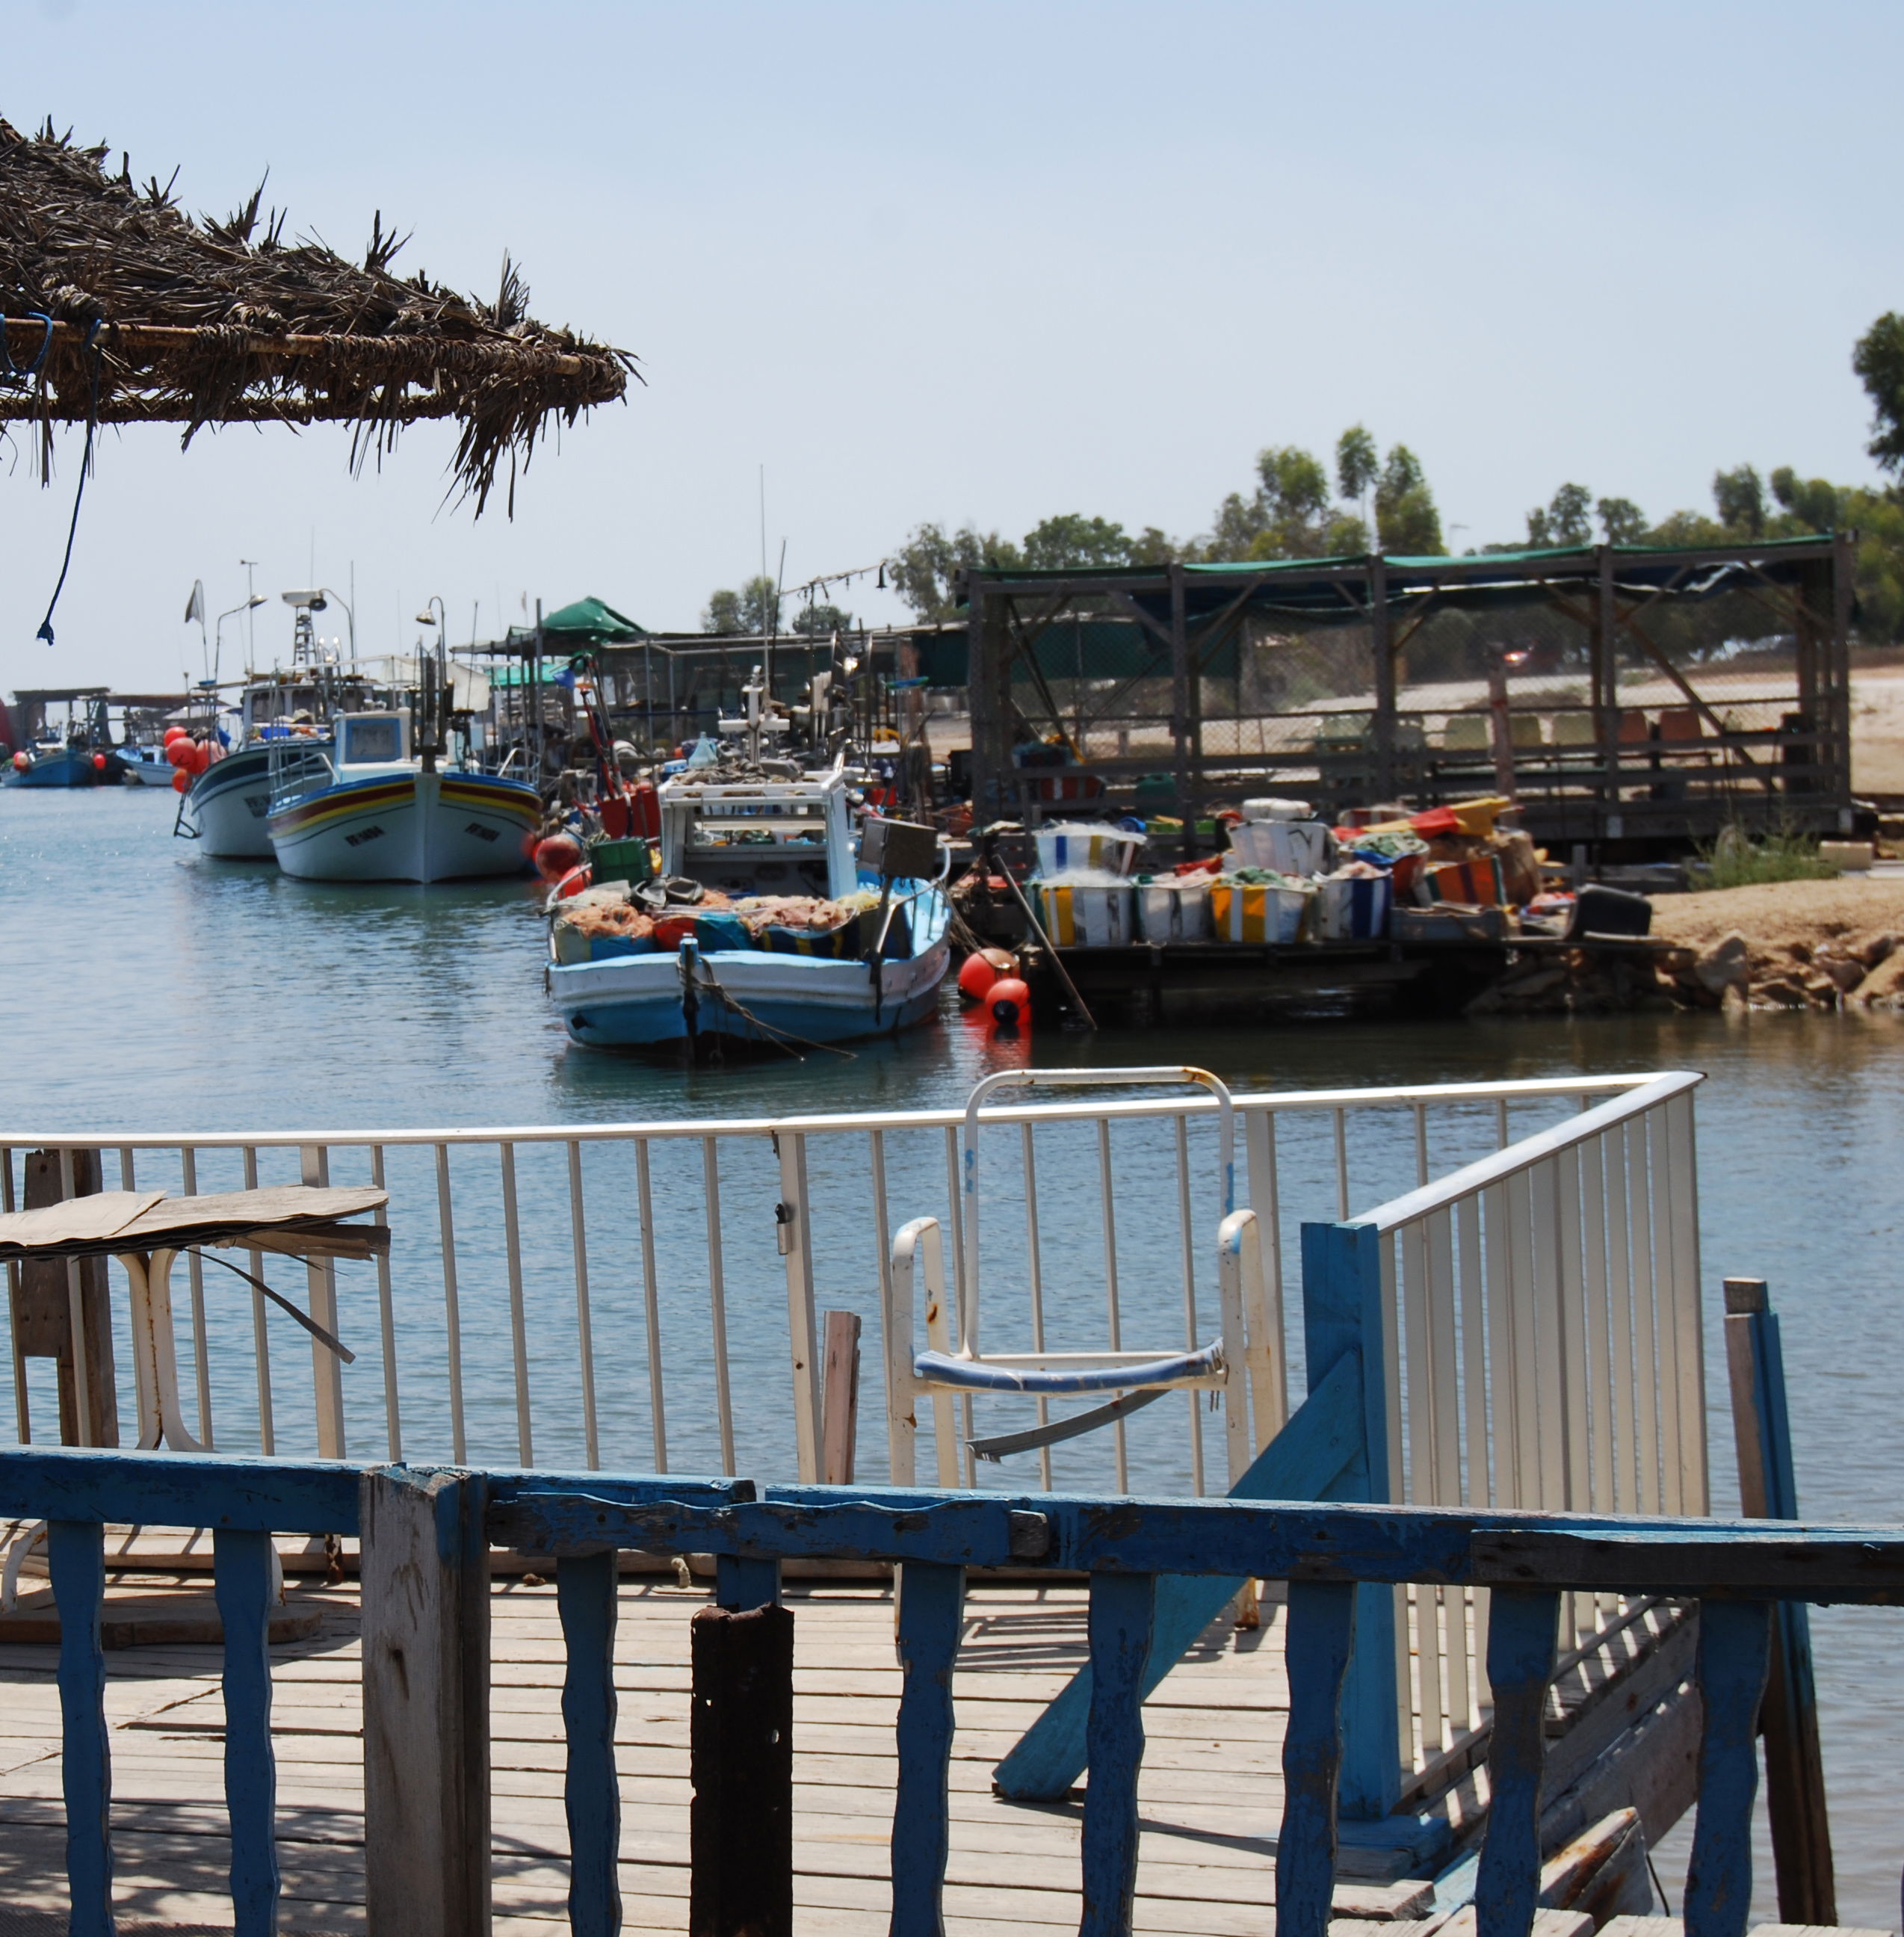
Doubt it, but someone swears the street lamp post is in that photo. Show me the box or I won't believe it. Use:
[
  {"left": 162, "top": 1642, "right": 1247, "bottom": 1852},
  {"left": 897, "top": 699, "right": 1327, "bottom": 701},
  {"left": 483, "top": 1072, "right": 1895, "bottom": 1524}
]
[
  {"left": 415, "top": 596, "right": 448, "bottom": 773},
  {"left": 318, "top": 587, "right": 357, "bottom": 661},
  {"left": 214, "top": 596, "right": 268, "bottom": 689}
]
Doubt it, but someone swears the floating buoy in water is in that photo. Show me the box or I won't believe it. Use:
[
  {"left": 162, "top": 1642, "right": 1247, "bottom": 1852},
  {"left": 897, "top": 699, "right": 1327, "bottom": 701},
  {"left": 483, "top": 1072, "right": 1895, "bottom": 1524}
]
[
  {"left": 534, "top": 833, "right": 584, "bottom": 882},
  {"left": 956, "top": 946, "right": 1020, "bottom": 1004},
  {"left": 989, "top": 977, "right": 1031, "bottom": 1028},
  {"left": 171, "top": 769, "right": 191, "bottom": 793},
  {"left": 92, "top": 752, "right": 107, "bottom": 770}
]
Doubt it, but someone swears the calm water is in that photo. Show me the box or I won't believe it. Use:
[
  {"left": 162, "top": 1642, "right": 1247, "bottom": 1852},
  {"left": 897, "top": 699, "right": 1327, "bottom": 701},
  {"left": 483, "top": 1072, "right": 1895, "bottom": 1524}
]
[{"left": 4, "top": 788, "right": 1903, "bottom": 1918}]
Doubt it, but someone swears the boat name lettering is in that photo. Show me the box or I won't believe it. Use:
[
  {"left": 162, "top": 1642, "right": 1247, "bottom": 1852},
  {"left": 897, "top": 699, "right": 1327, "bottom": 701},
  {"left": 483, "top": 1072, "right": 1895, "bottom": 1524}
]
[{"left": 343, "top": 826, "right": 386, "bottom": 847}]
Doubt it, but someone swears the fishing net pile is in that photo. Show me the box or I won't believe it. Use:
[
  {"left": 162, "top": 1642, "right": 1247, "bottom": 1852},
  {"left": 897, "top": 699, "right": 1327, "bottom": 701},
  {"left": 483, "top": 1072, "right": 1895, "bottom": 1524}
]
[{"left": 0, "top": 117, "right": 633, "bottom": 511}]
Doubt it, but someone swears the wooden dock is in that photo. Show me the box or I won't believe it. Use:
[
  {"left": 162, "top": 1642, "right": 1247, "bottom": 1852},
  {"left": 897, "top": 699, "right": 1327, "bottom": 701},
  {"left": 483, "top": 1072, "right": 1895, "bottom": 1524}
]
[{"left": 0, "top": 1563, "right": 1466, "bottom": 1935}]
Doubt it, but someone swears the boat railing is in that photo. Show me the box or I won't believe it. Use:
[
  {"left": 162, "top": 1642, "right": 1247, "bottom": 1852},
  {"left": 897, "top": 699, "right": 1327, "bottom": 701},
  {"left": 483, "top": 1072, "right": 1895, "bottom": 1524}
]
[
  {"left": 264, "top": 740, "right": 333, "bottom": 812},
  {"left": 0, "top": 1075, "right": 1701, "bottom": 1520},
  {"left": 2, "top": 1443, "right": 1880, "bottom": 1936}
]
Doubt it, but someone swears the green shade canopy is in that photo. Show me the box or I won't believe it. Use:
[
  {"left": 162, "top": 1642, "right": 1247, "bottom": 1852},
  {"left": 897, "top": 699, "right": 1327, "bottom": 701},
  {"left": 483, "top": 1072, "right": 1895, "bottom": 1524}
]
[{"left": 540, "top": 596, "right": 647, "bottom": 643}]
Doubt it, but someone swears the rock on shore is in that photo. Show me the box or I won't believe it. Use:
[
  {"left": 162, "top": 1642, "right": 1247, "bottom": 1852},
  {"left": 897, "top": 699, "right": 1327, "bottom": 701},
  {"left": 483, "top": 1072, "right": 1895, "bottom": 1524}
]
[{"left": 1470, "top": 877, "right": 1904, "bottom": 1016}]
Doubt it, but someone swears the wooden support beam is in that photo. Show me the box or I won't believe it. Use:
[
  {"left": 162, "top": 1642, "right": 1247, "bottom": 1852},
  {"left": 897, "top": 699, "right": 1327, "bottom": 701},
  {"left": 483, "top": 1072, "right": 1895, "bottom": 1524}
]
[
  {"left": 16, "top": 1150, "right": 117, "bottom": 1447},
  {"left": 820, "top": 1308, "right": 862, "bottom": 1486},
  {"left": 360, "top": 1467, "right": 491, "bottom": 1937},
  {"left": 1370, "top": 555, "right": 1396, "bottom": 802},
  {"left": 1276, "top": 1578, "right": 1356, "bottom": 1937},
  {"left": 690, "top": 1599, "right": 794, "bottom": 1937},
  {"left": 1168, "top": 564, "right": 1193, "bottom": 857},
  {"left": 1723, "top": 1278, "right": 1835, "bottom": 1924}
]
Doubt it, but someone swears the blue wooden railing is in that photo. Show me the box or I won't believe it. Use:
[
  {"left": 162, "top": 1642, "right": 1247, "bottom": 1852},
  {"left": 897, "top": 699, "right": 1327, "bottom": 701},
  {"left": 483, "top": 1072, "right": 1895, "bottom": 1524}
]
[{"left": 4, "top": 1443, "right": 1900, "bottom": 1937}]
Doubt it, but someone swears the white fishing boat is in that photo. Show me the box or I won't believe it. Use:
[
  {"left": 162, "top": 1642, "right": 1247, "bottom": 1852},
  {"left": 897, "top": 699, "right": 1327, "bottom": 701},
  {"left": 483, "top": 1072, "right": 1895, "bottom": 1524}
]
[
  {"left": 266, "top": 708, "right": 540, "bottom": 883},
  {"left": 548, "top": 761, "right": 950, "bottom": 1052}
]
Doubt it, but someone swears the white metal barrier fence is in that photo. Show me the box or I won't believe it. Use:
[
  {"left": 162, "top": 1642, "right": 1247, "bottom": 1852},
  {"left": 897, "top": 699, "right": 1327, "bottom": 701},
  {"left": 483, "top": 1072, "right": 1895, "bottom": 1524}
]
[
  {"left": 0, "top": 1073, "right": 1703, "bottom": 1507},
  {"left": 1350, "top": 1069, "right": 1705, "bottom": 1792}
]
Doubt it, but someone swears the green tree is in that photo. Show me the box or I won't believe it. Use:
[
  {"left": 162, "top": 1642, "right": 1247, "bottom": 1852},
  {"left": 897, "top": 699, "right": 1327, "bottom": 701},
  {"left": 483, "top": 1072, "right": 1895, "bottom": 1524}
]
[
  {"left": 1129, "top": 525, "right": 1185, "bottom": 564},
  {"left": 1596, "top": 495, "right": 1648, "bottom": 546},
  {"left": 1336, "top": 424, "right": 1378, "bottom": 504},
  {"left": 701, "top": 574, "right": 782, "bottom": 634},
  {"left": 791, "top": 602, "right": 853, "bottom": 636},
  {"left": 887, "top": 522, "right": 1023, "bottom": 620},
  {"left": 1526, "top": 482, "right": 1593, "bottom": 547},
  {"left": 1376, "top": 444, "right": 1444, "bottom": 554},
  {"left": 1712, "top": 463, "right": 1767, "bottom": 537},
  {"left": 1021, "top": 513, "right": 1136, "bottom": 569},
  {"left": 1852, "top": 312, "right": 1904, "bottom": 475},
  {"left": 1769, "top": 467, "right": 1840, "bottom": 533}
]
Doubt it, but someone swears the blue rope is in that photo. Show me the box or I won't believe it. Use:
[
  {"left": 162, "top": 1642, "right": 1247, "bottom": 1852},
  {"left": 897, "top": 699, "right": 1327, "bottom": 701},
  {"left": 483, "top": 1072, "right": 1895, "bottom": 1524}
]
[
  {"left": 36, "top": 319, "right": 102, "bottom": 649},
  {"left": 1, "top": 312, "right": 55, "bottom": 388}
]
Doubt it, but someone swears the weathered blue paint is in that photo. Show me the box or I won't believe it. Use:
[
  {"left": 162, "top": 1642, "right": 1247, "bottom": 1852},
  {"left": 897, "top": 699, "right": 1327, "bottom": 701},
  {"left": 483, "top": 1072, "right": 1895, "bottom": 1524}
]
[
  {"left": 50, "top": 1519, "right": 112, "bottom": 1937},
  {"left": 558, "top": 1550, "right": 622, "bottom": 1936},
  {"left": 1299, "top": 1220, "right": 1399, "bottom": 1820},
  {"left": 1474, "top": 1589, "right": 1560, "bottom": 1937},
  {"left": 0, "top": 1448, "right": 361, "bottom": 1533},
  {"left": 1684, "top": 1598, "right": 1773, "bottom": 1937},
  {"left": 214, "top": 1528, "right": 280, "bottom": 1936},
  {"left": 1080, "top": 1572, "right": 1155, "bottom": 1937},
  {"left": 1276, "top": 1578, "right": 1356, "bottom": 1937},
  {"left": 991, "top": 1347, "right": 1364, "bottom": 1799},
  {"left": 889, "top": 1562, "right": 964, "bottom": 1937},
  {"left": 715, "top": 1553, "right": 781, "bottom": 1610}
]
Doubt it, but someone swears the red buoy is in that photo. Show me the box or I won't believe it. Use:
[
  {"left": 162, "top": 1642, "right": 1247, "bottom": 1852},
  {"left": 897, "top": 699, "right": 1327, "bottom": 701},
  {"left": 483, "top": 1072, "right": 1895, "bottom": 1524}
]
[
  {"left": 165, "top": 739, "right": 194, "bottom": 768},
  {"left": 10, "top": 751, "right": 29, "bottom": 772},
  {"left": 989, "top": 977, "right": 1031, "bottom": 1028},
  {"left": 188, "top": 741, "right": 212, "bottom": 774},
  {"left": 162, "top": 726, "right": 188, "bottom": 746},
  {"left": 534, "top": 833, "right": 585, "bottom": 882},
  {"left": 956, "top": 953, "right": 999, "bottom": 1004},
  {"left": 92, "top": 752, "right": 108, "bottom": 770},
  {"left": 171, "top": 769, "right": 191, "bottom": 793},
  {"left": 554, "top": 865, "right": 593, "bottom": 900}
]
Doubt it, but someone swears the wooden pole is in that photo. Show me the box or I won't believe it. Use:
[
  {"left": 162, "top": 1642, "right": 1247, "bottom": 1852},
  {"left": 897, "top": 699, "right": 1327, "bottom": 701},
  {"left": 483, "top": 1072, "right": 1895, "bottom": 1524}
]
[
  {"left": 1723, "top": 1276, "right": 1835, "bottom": 1924},
  {"left": 1369, "top": 554, "right": 1395, "bottom": 806},
  {"left": 359, "top": 1467, "right": 492, "bottom": 1937},
  {"left": 17, "top": 1150, "right": 117, "bottom": 1448},
  {"left": 820, "top": 1308, "right": 862, "bottom": 1486},
  {"left": 1168, "top": 564, "right": 1193, "bottom": 860}
]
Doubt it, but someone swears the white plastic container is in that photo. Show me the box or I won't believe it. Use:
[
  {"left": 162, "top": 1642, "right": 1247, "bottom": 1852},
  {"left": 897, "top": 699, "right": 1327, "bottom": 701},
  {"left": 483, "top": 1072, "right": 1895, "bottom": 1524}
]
[
  {"left": 1210, "top": 877, "right": 1312, "bottom": 944},
  {"left": 1314, "top": 873, "right": 1394, "bottom": 942},
  {"left": 1034, "top": 822, "right": 1143, "bottom": 879},
  {"left": 1135, "top": 879, "right": 1213, "bottom": 942},
  {"left": 1227, "top": 819, "right": 1333, "bottom": 876},
  {"left": 1033, "top": 879, "right": 1135, "bottom": 947},
  {"left": 1240, "top": 797, "right": 1314, "bottom": 823}
]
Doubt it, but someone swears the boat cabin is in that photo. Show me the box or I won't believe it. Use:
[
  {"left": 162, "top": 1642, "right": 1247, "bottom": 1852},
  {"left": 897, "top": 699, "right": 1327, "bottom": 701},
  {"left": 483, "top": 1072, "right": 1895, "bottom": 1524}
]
[
  {"left": 658, "top": 770, "right": 856, "bottom": 900},
  {"left": 333, "top": 711, "right": 412, "bottom": 773}
]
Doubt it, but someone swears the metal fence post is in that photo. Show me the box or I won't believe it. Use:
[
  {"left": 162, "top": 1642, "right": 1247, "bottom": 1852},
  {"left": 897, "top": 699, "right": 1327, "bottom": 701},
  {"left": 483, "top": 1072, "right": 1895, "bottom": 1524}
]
[
  {"left": 1299, "top": 1219, "right": 1401, "bottom": 1820},
  {"left": 775, "top": 1132, "right": 822, "bottom": 1482},
  {"left": 300, "top": 1145, "right": 347, "bottom": 1459}
]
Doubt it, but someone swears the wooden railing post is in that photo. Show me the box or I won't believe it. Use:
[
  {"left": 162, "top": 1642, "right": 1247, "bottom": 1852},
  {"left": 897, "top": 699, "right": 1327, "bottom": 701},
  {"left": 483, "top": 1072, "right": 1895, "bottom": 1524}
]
[
  {"left": 1724, "top": 1276, "right": 1835, "bottom": 1923},
  {"left": 359, "top": 1465, "right": 490, "bottom": 1937},
  {"left": 1299, "top": 1220, "right": 1401, "bottom": 1819},
  {"left": 821, "top": 1307, "right": 862, "bottom": 1485},
  {"left": 693, "top": 1554, "right": 792, "bottom": 1937}
]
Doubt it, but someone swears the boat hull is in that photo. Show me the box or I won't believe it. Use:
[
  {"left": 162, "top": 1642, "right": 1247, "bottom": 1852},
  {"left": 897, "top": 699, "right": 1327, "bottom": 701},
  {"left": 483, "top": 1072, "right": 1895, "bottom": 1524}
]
[
  {"left": 182, "top": 747, "right": 278, "bottom": 856},
  {"left": 269, "top": 768, "right": 540, "bottom": 883},
  {"left": 551, "top": 903, "right": 952, "bottom": 1052},
  {"left": 3, "top": 749, "right": 114, "bottom": 788}
]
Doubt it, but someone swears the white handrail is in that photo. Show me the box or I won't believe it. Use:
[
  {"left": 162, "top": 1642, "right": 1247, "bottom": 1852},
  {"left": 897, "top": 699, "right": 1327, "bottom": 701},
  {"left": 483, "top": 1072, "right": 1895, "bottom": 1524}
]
[{"left": 0, "top": 1071, "right": 1672, "bottom": 1151}]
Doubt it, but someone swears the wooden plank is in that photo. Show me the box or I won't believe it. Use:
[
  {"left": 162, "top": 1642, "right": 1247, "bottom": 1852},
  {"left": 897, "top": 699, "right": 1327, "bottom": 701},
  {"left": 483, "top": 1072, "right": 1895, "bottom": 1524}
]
[
  {"left": 1276, "top": 1578, "right": 1355, "bottom": 1937},
  {"left": 1080, "top": 1572, "right": 1154, "bottom": 1937},
  {"left": 16, "top": 1149, "right": 120, "bottom": 1447},
  {"left": 359, "top": 1467, "right": 490, "bottom": 1937},
  {"left": 891, "top": 1563, "right": 963, "bottom": 1937},
  {"left": 213, "top": 1526, "right": 281, "bottom": 1936},
  {"left": 823, "top": 1309, "right": 863, "bottom": 1487},
  {"left": 1683, "top": 1598, "right": 1772, "bottom": 1937},
  {"left": 690, "top": 1601, "right": 794, "bottom": 1937},
  {"left": 560, "top": 1550, "right": 622, "bottom": 1936},
  {"left": 49, "top": 1516, "right": 113, "bottom": 1936},
  {"left": 1474, "top": 1588, "right": 1558, "bottom": 1937}
]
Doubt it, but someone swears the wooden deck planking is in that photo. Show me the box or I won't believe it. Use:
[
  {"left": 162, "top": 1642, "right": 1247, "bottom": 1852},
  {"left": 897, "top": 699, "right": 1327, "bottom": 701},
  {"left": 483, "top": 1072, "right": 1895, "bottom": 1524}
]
[{"left": 0, "top": 1572, "right": 1442, "bottom": 1933}]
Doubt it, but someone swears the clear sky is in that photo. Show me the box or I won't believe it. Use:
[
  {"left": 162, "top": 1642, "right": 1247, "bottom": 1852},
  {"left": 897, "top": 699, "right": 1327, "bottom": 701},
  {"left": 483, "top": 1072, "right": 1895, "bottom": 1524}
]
[{"left": 4, "top": 0, "right": 1900, "bottom": 696}]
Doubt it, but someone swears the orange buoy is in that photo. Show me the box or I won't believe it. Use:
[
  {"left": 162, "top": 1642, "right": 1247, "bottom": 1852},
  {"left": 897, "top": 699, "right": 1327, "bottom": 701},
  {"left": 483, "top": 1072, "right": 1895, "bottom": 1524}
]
[
  {"left": 162, "top": 726, "right": 188, "bottom": 746},
  {"left": 165, "top": 738, "right": 194, "bottom": 768},
  {"left": 189, "top": 741, "right": 212, "bottom": 774},
  {"left": 10, "top": 751, "right": 29, "bottom": 772},
  {"left": 989, "top": 977, "right": 1031, "bottom": 1028},
  {"left": 956, "top": 953, "right": 999, "bottom": 1004},
  {"left": 171, "top": 769, "right": 191, "bottom": 793},
  {"left": 534, "top": 833, "right": 584, "bottom": 882},
  {"left": 554, "top": 865, "right": 593, "bottom": 900}
]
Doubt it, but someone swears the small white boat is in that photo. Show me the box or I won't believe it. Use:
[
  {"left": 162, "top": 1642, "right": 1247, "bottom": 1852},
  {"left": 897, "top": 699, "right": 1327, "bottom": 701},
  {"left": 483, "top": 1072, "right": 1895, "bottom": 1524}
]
[
  {"left": 548, "top": 764, "right": 950, "bottom": 1054},
  {"left": 267, "top": 710, "right": 540, "bottom": 883}
]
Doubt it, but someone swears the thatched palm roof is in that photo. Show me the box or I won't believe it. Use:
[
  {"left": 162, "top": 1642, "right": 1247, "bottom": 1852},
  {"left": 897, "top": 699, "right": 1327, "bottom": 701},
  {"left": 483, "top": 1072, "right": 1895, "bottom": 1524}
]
[{"left": 0, "top": 118, "right": 634, "bottom": 511}]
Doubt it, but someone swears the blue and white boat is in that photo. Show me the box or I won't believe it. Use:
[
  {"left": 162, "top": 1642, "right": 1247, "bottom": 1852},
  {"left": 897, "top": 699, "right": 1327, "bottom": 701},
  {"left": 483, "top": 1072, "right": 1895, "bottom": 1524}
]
[{"left": 548, "top": 763, "right": 951, "bottom": 1054}]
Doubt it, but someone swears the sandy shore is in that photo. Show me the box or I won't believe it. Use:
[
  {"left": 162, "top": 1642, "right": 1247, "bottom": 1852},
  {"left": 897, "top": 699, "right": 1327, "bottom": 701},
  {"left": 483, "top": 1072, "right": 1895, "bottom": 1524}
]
[{"left": 1648, "top": 875, "right": 1904, "bottom": 954}]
